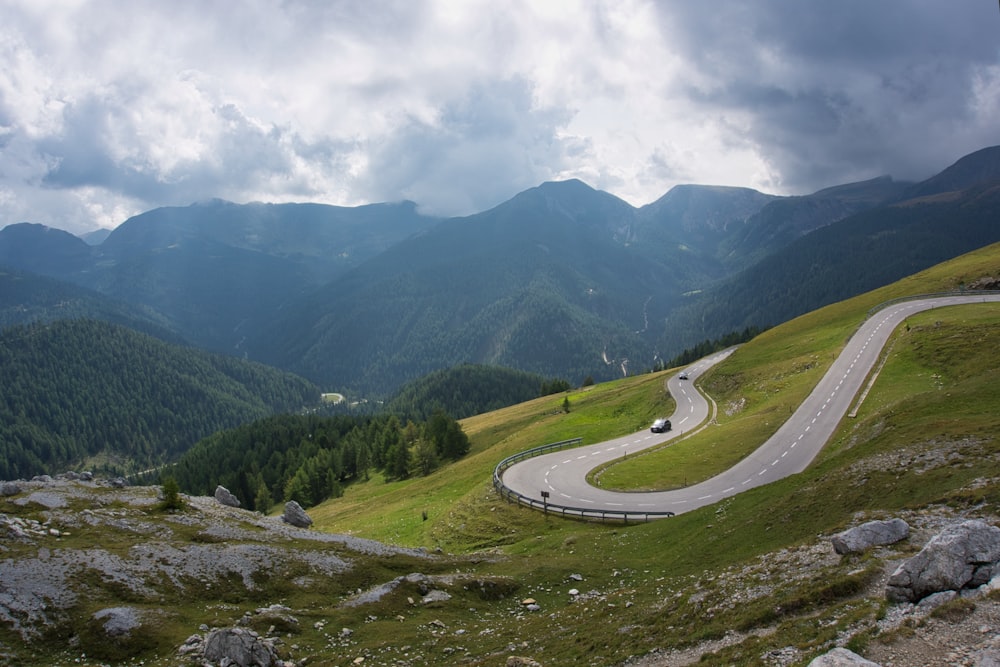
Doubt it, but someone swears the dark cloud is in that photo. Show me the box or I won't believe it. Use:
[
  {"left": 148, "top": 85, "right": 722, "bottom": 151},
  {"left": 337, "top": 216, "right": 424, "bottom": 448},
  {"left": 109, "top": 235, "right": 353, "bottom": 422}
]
[
  {"left": 654, "top": 1, "right": 1000, "bottom": 191},
  {"left": 1, "top": 1, "right": 998, "bottom": 232}
]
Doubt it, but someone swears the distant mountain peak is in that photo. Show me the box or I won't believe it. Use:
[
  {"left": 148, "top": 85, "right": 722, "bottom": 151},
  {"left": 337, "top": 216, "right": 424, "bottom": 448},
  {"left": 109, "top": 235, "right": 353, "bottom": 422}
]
[
  {"left": 509, "top": 179, "right": 632, "bottom": 213},
  {"left": 190, "top": 197, "right": 235, "bottom": 207}
]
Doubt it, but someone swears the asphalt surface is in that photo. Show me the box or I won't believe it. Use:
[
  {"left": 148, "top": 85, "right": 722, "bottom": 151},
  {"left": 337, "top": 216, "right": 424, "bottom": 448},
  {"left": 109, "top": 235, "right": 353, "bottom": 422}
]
[{"left": 500, "top": 293, "right": 1000, "bottom": 516}]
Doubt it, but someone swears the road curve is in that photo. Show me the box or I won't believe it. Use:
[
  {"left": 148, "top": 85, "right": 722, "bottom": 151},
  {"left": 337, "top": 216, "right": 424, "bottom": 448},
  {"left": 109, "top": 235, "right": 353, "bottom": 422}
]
[{"left": 500, "top": 293, "right": 1000, "bottom": 516}]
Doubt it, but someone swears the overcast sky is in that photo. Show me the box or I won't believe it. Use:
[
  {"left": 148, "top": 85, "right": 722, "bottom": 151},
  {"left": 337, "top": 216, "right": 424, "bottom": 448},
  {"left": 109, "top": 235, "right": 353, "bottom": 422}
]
[{"left": 2, "top": 1, "right": 999, "bottom": 234}]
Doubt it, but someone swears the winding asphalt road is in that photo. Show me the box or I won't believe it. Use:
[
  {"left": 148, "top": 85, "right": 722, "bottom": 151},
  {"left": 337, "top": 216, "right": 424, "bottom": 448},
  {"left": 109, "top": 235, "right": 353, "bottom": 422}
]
[{"left": 500, "top": 294, "right": 1000, "bottom": 516}]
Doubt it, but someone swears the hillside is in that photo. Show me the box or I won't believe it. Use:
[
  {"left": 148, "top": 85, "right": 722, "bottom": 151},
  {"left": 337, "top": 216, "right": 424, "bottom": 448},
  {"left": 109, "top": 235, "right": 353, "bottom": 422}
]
[
  {"left": 0, "top": 266, "right": 180, "bottom": 338},
  {"left": 0, "top": 319, "right": 320, "bottom": 479},
  {"left": 666, "top": 175, "right": 1000, "bottom": 349},
  {"left": 1, "top": 245, "right": 1000, "bottom": 665}
]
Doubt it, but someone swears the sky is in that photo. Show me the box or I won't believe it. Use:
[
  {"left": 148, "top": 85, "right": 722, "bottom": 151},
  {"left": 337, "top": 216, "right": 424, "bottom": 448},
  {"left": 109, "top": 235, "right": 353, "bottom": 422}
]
[{"left": 1, "top": 1, "right": 999, "bottom": 235}]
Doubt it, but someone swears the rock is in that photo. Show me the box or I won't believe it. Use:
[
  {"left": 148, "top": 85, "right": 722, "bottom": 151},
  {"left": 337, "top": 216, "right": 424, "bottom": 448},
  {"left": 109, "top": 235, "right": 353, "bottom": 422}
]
[
  {"left": 405, "top": 572, "right": 431, "bottom": 595},
  {"left": 968, "top": 276, "right": 1000, "bottom": 291},
  {"left": 916, "top": 590, "right": 957, "bottom": 613},
  {"left": 254, "top": 604, "right": 299, "bottom": 632},
  {"left": 177, "top": 634, "right": 203, "bottom": 655},
  {"left": 507, "top": 657, "right": 543, "bottom": 667},
  {"left": 808, "top": 647, "right": 881, "bottom": 666},
  {"left": 0, "top": 482, "right": 21, "bottom": 496},
  {"left": 525, "top": 603, "right": 541, "bottom": 612},
  {"left": 93, "top": 607, "right": 141, "bottom": 638},
  {"left": 421, "top": 590, "right": 451, "bottom": 604},
  {"left": 215, "top": 485, "right": 242, "bottom": 508},
  {"left": 886, "top": 519, "right": 1000, "bottom": 603},
  {"left": 204, "top": 627, "right": 279, "bottom": 667},
  {"left": 568, "top": 573, "right": 584, "bottom": 581},
  {"left": 281, "top": 501, "right": 313, "bottom": 528},
  {"left": 973, "top": 647, "right": 1000, "bottom": 667},
  {"left": 831, "top": 518, "right": 909, "bottom": 554},
  {"left": 568, "top": 588, "right": 579, "bottom": 596},
  {"left": 110, "top": 477, "right": 128, "bottom": 488}
]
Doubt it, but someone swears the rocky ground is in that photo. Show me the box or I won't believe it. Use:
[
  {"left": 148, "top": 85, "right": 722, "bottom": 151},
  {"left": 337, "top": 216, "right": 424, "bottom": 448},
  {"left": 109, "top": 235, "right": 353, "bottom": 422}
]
[
  {"left": 626, "top": 508, "right": 1000, "bottom": 667},
  {"left": 3, "top": 475, "right": 1000, "bottom": 666},
  {"left": 628, "top": 568, "right": 1000, "bottom": 667},
  {"left": 0, "top": 474, "right": 454, "bottom": 665}
]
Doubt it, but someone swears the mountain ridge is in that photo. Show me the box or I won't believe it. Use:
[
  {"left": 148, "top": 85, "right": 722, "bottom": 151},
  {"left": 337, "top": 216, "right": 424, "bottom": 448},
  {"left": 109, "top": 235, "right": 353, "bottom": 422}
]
[{"left": 2, "top": 145, "right": 999, "bottom": 396}]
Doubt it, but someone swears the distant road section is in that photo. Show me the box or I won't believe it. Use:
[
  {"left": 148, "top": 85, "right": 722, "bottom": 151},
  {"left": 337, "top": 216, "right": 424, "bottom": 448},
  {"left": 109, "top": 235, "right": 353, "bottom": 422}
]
[{"left": 500, "top": 293, "right": 1000, "bottom": 517}]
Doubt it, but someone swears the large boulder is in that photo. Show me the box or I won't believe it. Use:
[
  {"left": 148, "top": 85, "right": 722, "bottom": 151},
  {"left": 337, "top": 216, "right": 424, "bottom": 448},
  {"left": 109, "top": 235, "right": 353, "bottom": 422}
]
[
  {"left": 886, "top": 519, "right": 1000, "bottom": 603},
  {"left": 0, "top": 482, "right": 22, "bottom": 496},
  {"left": 281, "top": 501, "right": 313, "bottom": 528},
  {"left": 204, "top": 627, "right": 279, "bottom": 667},
  {"left": 831, "top": 518, "right": 909, "bottom": 555},
  {"left": 92, "top": 607, "right": 141, "bottom": 638},
  {"left": 808, "top": 647, "right": 881, "bottom": 666},
  {"left": 214, "top": 485, "right": 241, "bottom": 508}
]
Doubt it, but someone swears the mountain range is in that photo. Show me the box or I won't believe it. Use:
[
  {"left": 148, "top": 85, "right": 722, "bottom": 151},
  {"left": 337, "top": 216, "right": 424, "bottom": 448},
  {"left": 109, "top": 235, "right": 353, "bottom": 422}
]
[{"left": 2, "top": 145, "right": 1000, "bottom": 396}]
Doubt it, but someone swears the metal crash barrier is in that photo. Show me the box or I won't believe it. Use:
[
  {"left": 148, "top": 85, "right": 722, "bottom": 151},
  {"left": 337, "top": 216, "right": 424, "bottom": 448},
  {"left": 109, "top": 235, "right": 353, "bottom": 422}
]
[{"left": 492, "top": 438, "right": 675, "bottom": 523}]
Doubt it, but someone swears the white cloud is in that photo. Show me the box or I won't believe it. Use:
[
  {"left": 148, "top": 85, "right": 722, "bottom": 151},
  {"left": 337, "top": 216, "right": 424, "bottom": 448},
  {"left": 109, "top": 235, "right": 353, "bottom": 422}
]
[{"left": 0, "top": 0, "right": 998, "bottom": 234}]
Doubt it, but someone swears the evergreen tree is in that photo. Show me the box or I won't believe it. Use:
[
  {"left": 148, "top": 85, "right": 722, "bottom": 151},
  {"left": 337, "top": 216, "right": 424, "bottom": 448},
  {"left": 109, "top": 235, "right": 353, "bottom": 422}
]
[
  {"left": 159, "top": 476, "right": 184, "bottom": 511},
  {"left": 411, "top": 438, "right": 439, "bottom": 477},
  {"left": 439, "top": 418, "right": 470, "bottom": 460}
]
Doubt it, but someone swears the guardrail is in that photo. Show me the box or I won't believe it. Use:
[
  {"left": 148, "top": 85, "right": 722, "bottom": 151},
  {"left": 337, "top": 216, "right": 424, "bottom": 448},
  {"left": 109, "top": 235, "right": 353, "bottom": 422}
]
[{"left": 493, "top": 438, "right": 676, "bottom": 523}]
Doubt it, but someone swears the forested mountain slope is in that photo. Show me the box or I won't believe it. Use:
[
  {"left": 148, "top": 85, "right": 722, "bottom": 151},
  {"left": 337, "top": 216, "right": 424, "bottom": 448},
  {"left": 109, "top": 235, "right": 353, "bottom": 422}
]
[
  {"left": 0, "top": 200, "right": 440, "bottom": 354},
  {"left": 0, "top": 319, "right": 319, "bottom": 479},
  {"left": 253, "top": 180, "right": 683, "bottom": 393},
  {"left": 0, "top": 266, "right": 179, "bottom": 339},
  {"left": 668, "top": 177, "right": 1000, "bottom": 345}
]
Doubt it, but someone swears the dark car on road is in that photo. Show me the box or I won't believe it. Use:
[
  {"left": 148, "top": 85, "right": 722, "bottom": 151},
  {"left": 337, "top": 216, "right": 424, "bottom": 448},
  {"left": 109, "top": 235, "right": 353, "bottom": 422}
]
[{"left": 650, "top": 418, "right": 671, "bottom": 433}]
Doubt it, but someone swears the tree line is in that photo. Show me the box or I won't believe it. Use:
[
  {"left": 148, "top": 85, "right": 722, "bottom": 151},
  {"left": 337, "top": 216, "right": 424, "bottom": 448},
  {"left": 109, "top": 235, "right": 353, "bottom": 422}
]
[
  {"left": 165, "top": 410, "right": 470, "bottom": 511},
  {"left": 385, "top": 363, "right": 572, "bottom": 421}
]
